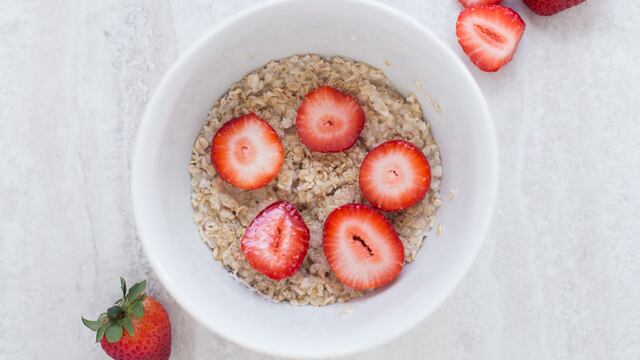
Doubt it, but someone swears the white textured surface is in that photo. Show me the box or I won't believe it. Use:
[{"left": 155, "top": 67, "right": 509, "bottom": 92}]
[{"left": 0, "top": 0, "right": 638, "bottom": 359}]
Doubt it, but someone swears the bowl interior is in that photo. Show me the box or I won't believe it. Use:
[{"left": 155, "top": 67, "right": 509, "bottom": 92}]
[{"left": 132, "top": 0, "right": 497, "bottom": 358}]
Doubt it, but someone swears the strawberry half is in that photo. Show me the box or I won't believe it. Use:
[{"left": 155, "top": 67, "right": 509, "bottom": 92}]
[
  {"left": 295, "top": 86, "right": 365, "bottom": 152},
  {"left": 211, "top": 113, "right": 284, "bottom": 190},
  {"left": 323, "top": 203, "right": 404, "bottom": 290},
  {"left": 523, "top": 0, "right": 585, "bottom": 16},
  {"left": 458, "top": 0, "right": 501, "bottom": 7},
  {"left": 359, "top": 140, "right": 431, "bottom": 212},
  {"left": 456, "top": 5, "right": 526, "bottom": 72},
  {"left": 241, "top": 201, "right": 310, "bottom": 280}
]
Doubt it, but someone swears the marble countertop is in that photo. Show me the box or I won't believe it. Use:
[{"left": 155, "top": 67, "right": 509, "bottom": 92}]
[{"left": 1, "top": 0, "right": 638, "bottom": 359}]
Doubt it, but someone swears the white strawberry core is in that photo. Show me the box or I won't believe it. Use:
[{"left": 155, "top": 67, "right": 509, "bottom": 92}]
[
  {"left": 312, "top": 111, "right": 348, "bottom": 138},
  {"left": 331, "top": 219, "right": 399, "bottom": 285},
  {"left": 384, "top": 168, "right": 402, "bottom": 187},
  {"left": 229, "top": 121, "right": 281, "bottom": 182},
  {"left": 235, "top": 137, "right": 256, "bottom": 164},
  {"left": 370, "top": 153, "right": 414, "bottom": 194},
  {"left": 319, "top": 114, "right": 343, "bottom": 131}
]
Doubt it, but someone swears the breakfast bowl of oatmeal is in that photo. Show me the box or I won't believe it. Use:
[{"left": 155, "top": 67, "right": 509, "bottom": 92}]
[{"left": 132, "top": 0, "right": 497, "bottom": 358}]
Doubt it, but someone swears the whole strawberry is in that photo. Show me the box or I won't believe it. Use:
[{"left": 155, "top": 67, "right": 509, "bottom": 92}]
[
  {"left": 82, "top": 278, "right": 171, "bottom": 360},
  {"left": 523, "top": 0, "right": 586, "bottom": 16}
]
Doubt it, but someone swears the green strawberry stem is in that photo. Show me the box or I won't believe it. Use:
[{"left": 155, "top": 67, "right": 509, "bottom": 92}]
[{"left": 82, "top": 277, "right": 147, "bottom": 343}]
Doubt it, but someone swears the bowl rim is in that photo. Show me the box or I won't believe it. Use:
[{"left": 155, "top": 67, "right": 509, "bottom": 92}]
[{"left": 132, "top": 0, "right": 499, "bottom": 358}]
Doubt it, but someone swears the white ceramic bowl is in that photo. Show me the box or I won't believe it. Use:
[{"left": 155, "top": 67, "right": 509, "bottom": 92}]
[{"left": 132, "top": 0, "right": 497, "bottom": 358}]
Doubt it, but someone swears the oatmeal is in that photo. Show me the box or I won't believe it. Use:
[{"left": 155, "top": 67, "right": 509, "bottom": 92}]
[{"left": 189, "top": 54, "right": 442, "bottom": 305}]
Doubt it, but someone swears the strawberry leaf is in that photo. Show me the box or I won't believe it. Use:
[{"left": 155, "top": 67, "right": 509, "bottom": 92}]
[
  {"left": 121, "top": 317, "right": 134, "bottom": 336},
  {"left": 96, "top": 324, "right": 108, "bottom": 343},
  {"left": 105, "top": 323, "right": 123, "bottom": 343},
  {"left": 126, "top": 280, "right": 146, "bottom": 304},
  {"left": 120, "top": 277, "right": 127, "bottom": 298},
  {"left": 107, "top": 306, "right": 124, "bottom": 320},
  {"left": 81, "top": 317, "right": 102, "bottom": 331},
  {"left": 129, "top": 302, "right": 144, "bottom": 318}
]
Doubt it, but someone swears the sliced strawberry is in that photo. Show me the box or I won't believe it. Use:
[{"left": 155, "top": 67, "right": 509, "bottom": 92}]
[
  {"left": 211, "top": 113, "right": 284, "bottom": 190},
  {"left": 359, "top": 140, "right": 431, "bottom": 212},
  {"left": 323, "top": 203, "right": 404, "bottom": 290},
  {"left": 456, "top": 5, "right": 526, "bottom": 72},
  {"left": 241, "top": 201, "right": 310, "bottom": 280},
  {"left": 295, "top": 86, "right": 365, "bottom": 152},
  {"left": 458, "top": 0, "right": 501, "bottom": 7},
  {"left": 523, "top": 0, "right": 585, "bottom": 16}
]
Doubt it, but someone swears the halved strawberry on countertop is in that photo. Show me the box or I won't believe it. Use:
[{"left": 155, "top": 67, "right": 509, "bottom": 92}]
[
  {"left": 359, "top": 140, "right": 431, "bottom": 212},
  {"left": 211, "top": 113, "right": 284, "bottom": 190},
  {"left": 458, "top": 0, "right": 501, "bottom": 7},
  {"left": 456, "top": 5, "right": 526, "bottom": 72},
  {"left": 323, "top": 203, "right": 404, "bottom": 290},
  {"left": 241, "top": 201, "right": 310, "bottom": 280},
  {"left": 296, "top": 86, "right": 365, "bottom": 153}
]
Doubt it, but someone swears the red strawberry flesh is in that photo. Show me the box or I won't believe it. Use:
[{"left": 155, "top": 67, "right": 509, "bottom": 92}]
[
  {"left": 359, "top": 140, "right": 431, "bottom": 212},
  {"left": 523, "top": 0, "right": 585, "bottom": 16},
  {"left": 241, "top": 201, "right": 310, "bottom": 280},
  {"left": 456, "top": 5, "right": 526, "bottom": 72},
  {"left": 323, "top": 203, "right": 404, "bottom": 290},
  {"left": 296, "top": 86, "right": 365, "bottom": 152},
  {"left": 458, "top": 0, "right": 501, "bottom": 7},
  {"left": 211, "top": 113, "right": 284, "bottom": 190}
]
